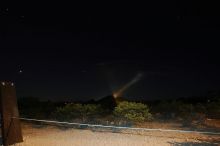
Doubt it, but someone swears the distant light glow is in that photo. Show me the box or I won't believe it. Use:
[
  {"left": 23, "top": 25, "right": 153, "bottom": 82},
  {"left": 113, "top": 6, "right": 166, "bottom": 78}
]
[
  {"left": 113, "top": 73, "right": 143, "bottom": 98},
  {"left": 2, "top": 82, "right": 5, "bottom": 86}
]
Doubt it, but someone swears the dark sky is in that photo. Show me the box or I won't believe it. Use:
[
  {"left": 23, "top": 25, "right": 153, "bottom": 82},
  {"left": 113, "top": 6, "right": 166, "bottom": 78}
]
[{"left": 0, "top": 2, "right": 220, "bottom": 101}]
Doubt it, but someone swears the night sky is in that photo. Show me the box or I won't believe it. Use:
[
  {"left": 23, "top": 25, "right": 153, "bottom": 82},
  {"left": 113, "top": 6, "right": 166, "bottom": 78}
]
[{"left": 1, "top": 2, "right": 220, "bottom": 101}]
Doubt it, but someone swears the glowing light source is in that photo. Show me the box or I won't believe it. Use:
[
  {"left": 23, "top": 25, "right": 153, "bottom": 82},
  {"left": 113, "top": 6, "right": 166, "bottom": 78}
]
[
  {"left": 2, "top": 82, "right": 5, "bottom": 86},
  {"left": 113, "top": 73, "right": 143, "bottom": 98}
]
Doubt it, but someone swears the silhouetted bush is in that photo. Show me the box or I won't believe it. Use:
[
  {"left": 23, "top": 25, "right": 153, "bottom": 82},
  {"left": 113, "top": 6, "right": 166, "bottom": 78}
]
[
  {"left": 195, "top": 103, "right": 206, "bottom": 113},
  {"left": 52, "top": 103, "right": 103, "bottom": 122},
  {"left": 18, "top": 97, "right": 56, "bottom": 119},
  {"left": 206, "top": 99, "right": 220, "bottom": 119},
  {"left": 178, "top": 103, "right": 194, "bottom": 118},
  {"left": 152, "top": 100, "right": 183, "bottom": 119}
]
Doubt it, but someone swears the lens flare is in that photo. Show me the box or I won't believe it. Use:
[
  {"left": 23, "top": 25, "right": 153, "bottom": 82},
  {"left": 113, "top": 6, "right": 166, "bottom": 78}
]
[{"left": 113, "top": 73, "right": 143, "bottom": 98}]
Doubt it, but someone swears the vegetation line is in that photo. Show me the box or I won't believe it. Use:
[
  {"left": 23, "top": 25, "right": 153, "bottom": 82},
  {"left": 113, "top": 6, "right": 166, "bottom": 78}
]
[{"left": 12, "top": 117, "right": 220, "bottom": 135}]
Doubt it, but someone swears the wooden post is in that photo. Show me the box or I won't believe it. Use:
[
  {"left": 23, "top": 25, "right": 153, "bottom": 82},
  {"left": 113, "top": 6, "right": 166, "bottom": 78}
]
[{"left": 0, "top": 81, "right": 23, "bottom": 146}]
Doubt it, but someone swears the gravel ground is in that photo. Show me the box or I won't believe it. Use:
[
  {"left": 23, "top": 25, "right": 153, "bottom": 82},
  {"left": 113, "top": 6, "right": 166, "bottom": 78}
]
[{"left": 14, "top": 123, "right": 219, "bottom": 146}]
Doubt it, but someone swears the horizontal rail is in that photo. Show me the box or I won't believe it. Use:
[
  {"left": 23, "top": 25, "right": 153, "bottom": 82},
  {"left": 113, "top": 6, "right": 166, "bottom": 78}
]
[{"left": 13, "top": 117, "right": 220, "bottom": 135}]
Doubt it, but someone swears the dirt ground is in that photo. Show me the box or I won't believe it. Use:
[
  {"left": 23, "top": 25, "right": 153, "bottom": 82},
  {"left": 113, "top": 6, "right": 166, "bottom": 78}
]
[{"left": 15, "top": 121, "right": 220, "bottom": 146}]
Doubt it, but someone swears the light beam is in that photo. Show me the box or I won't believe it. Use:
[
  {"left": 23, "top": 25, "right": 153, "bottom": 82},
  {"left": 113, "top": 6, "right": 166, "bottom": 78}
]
[{"left": 113, "top": 73, "right": 143, "bottom": 98}]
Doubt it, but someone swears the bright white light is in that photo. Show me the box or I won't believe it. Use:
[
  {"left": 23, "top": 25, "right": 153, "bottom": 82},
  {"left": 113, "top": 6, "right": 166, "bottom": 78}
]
[
  {"left": 11, "top": 83, "right": 14, "bottom": 86},
  {"left": 2, "top": 82, "right": 5, "bottom": 86}
]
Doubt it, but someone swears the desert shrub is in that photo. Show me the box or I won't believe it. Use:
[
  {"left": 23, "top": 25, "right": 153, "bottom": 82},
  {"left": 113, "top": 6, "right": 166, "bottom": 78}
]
[
  {"left": 52, "top": 103, "right": 103, "bottom": 122},
  {"left": 178, "top": 103, "right": 194, "bottom": 118},
  {"left": 195, "top": 103, "right": 206, "bottom": 113},
  {"left": 206, "top": 100, "right": 220, "bottom": 119},
  {"left": 113, "top": 101, "right": 152, "bottom": 122},
  {"left": 152, "top": 100, "right": 184, "bottom": 119}
]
